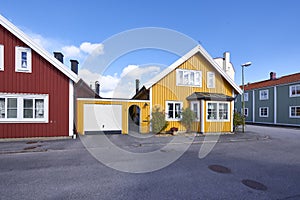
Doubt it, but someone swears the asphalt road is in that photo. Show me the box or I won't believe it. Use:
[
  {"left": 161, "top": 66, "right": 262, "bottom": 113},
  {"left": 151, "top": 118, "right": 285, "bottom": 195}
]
[{"left": 0, "top": 125, "right": 300, "bottom": 200}]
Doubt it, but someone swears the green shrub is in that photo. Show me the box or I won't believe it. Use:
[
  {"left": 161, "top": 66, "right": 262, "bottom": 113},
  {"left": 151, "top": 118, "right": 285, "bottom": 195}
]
[
  {"left": 181, "top": 107, "right": 196, "bottom": 133},
  {"left": 233, "top": 111, "right": 244, "bottom": 132},
  {"left": 151, "top": 106, "right": 168, "bottom": 134}
]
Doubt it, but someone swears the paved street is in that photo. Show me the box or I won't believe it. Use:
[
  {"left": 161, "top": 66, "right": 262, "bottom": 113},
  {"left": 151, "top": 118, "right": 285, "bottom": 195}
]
[{"left": 0, "top": 125, "right": 300, "bottom": 200}]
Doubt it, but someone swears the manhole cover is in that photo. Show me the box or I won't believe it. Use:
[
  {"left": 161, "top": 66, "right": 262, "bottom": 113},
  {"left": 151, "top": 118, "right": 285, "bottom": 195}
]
[
  {"left": 208, "top": 165, "right": 231, "bottom": 174},
  {"left": 242, "top": 179, "right": 267, "bottom": 191}
]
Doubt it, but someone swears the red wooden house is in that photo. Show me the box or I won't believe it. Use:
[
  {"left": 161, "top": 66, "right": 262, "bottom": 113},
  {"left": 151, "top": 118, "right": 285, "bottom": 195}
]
[{"left": 0, "top": 14, "right": 79, "bottom": 138}]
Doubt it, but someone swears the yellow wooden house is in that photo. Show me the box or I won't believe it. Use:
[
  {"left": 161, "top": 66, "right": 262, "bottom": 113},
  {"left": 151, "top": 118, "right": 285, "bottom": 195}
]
[{"left": 76, "top": 45, "right": 242, "bottom": 135}]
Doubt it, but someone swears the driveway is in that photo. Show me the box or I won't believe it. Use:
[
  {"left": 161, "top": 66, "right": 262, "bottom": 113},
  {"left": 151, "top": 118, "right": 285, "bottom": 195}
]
[{"left": 0, "top": 125, "right": 299, "bottom": 200}]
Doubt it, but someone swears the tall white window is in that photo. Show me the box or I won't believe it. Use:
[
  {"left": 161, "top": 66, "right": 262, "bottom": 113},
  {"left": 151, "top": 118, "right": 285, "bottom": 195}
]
[
  {"left": 207, "top": 101, "right": 230, "bottom": 121},
  {"left": 176, "top": 69, "right": 202, "bottom": 87},
  {"left": 166, "top": 101, "right": 183, "bottom": 121},
  {"left": 244, "top": 93, "right": 249, "bottom": 102},
  {"left": 289, "top": 106, "right": 300, "bottom": 118},
  {"left": 259, "top": 90, "right": 269, "bottom": 100},
  {"left": 290, "top": 85, "right": 300, "bottom": 97},
  {"left": 0, "top": 94, "right": 48, "bottom": 122},
  {"left": 15, "top": 47, "right": 32, "bottom": 73},
  {"left": 0, "top": 44, "right": 4, "bottom": 71},
  {"left": 207, "top": 71, "right": 215, "bottom": 88},
  {"left": 259, "top": 107, "right": 269, "bottom": 117},
  {"left": 190, "top": 101, "right": 200, "bottom": 121}
]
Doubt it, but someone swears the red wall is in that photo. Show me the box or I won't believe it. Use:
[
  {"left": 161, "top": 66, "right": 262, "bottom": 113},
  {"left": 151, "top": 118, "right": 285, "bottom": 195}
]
[{"left": 0, "top": 25, "right": 70, "bottom": 138}]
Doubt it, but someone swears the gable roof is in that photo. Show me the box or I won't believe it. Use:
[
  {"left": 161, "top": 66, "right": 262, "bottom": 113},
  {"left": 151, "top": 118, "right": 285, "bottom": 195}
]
[
  {"left": 0, "top": 14, "right": 78, "bottom": 82},
  {"left": 143, "top": 45, "right": 242, "bottom": 94},
  {"left": 243, "top": 72, "right": 300, "bottom": 91}
]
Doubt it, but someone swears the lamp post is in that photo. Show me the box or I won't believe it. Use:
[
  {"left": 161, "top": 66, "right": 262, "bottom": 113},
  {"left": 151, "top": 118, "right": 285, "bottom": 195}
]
[{"left": 241, "top": 62, "right": 251, "bottom": 133}]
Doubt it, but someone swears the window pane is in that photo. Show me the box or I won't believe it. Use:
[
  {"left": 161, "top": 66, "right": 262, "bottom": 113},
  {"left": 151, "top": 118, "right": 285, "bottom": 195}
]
[
  {"left": 190, "top": 72, "right": 194, "bottom": 85},
  {"left": 192, "top": 103, "right": 198, "bottom": 120},
  {"left": 208, "top": 103, "right": 217, "bottom": 120},
  {"left": 291, "top": 107, "right": 295, "bottom": 116},
  {"left": 195, "top": 72, "right": 201, "bottom": 86},
  {"left": 168, "top": 103, "right": 173, "bottom": 118},
  {"left": 296, "top": 107, "right": 300, "bottom": 116},
  {"left": 175, "top": 103, "right": 181, "bottom": 119},
  {"left": 7, "top": 98, "right": 17, "bottom": 118},
  {"left": 35, "top": 99, "right": 44, "bottom": 118},
  {"left": 21, "top": 51, "right": 27, "bottom": 68},
  {"left": 23, "top": 99, "right": 33, "bottom": 118},
  {"left": 297, "top": 86, "right": 300, "bottom": 95},
  {"left": 0, "top": 98, "right": 5, "bottom": 118},
  {"left": 183, "top": 71, "right": 189, "bottom": 85},
  {"left": 219, "top": 103, "right": 228, "bottom": 120},
  {"left": 178, "top": 71, "right": 183, "bottom": 85}
]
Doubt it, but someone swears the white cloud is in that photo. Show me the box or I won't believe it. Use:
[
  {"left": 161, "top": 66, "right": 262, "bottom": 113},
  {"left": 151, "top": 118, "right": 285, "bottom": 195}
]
[
  {"left": 80, "top": 42, "right": 104, "bottom": 55},
  {"left": 62, "top": 45, "right": 81, "bottom": 58},
  {"left": 78, "top": 65, "right": 161, "bottom": 98}
]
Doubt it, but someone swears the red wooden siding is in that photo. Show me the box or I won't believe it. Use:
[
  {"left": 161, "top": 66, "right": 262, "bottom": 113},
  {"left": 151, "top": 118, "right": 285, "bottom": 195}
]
[{"left": 0, "top": 25, "right": 70, "bottom": 138}]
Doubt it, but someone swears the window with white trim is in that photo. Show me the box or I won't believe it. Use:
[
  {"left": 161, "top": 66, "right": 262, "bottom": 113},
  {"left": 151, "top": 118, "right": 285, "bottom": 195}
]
[
  {"left": 241, "top": 108, "right": 248, "bottom": 117},
  {"left": 176, "top": 69, "right": 202, "bottom": 87},
  {"left": 15, "top": 47, "right": 32, "bottom": 73},
  {"left": 259, "top": 89, "right": 269, "bottom": 100},
  {"left": 259, "top": 107, "right": 268, "bottom": 117},
  {"left": 0, "top": 94, "right": 48, "bottom": 122},
  {"left": 166, "top": 101, "right": 183, "bottom": 120},
  {"left": 290, "top": 106, "right": 300, "bottom": 118},
  {"left": 207, "top": 71, "right": 215, "bottom": 88},
  {"left": 290, "top": 85, "right": 300, "bottom": 97},
  {"left": 244, "top": 93, "right": 249, "bottom": 102},
  {"left": 0, "top": 44, "right": 4, "bottom": 71},
  {"left": 207, "top": 101, "right": 230, "bottom": 121},
  {"left": 190, "top": 101, "right": 200, "bottom": 121}
]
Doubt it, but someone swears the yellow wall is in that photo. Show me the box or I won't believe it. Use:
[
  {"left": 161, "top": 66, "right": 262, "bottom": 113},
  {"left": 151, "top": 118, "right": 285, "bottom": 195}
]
[
  {"left": 77, "top": 99, "right": 150, "bottom": 135},
  {"left": 151, "top": 53, "right": 233, "bottom": 133}
]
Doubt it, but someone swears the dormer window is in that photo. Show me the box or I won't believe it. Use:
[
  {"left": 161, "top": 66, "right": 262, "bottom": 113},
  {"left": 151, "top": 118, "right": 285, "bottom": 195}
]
[{"left": 15, "top": 47, "right": 32, "bottom": 73}]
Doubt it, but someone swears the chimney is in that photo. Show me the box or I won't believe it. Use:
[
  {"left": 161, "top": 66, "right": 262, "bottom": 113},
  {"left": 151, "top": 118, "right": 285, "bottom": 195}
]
[
  {"left": 270, "top": 72, "right": 276, "bottom": 80},
  {"left": 95, "top": 81, "right": 100, "bottom": 95},
  {"left": 135, "top": 79, "right": 140, "bottom": 94},
  {"left": 70, "top": 60, "right": 79, "bottom": 74},
  {"left": 223, "top": 52, "right": 230, "bottom": 71},
  {"left": 54, "top": 52, "right": 64, "bottom": 63}
]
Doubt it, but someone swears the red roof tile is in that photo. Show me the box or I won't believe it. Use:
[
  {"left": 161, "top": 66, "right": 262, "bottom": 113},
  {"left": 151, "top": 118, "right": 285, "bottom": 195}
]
[{"left": 241, "top": 72, "right": 300, "bottom": 91}]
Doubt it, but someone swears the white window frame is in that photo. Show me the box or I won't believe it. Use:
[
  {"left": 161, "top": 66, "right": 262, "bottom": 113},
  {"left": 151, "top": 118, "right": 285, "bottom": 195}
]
[
  {"left": 289, "top": 85, "right": 300, "bottom": 97},
  {"left": 0, "top": 93, "right": 48, "bottom": 123},
  {"left": 206, "top": 101, "right": 230, "bottom": 122},
  {"left": 176, "top": 69, "right": 202, "bottom": 87},
  {"left": 259, "top": 107, "right": 269, "bottom": 117},
  {"left": 259, "top": 89, "right": 269, "bottom": 100},
  {"left": 244, "top": 93, "right": 249, "bottom": 102},
  {"left": 289, "top": 106, "right": 300, "bottom": 118},
  {"left": 241, "top": 108, "right": 248, "bottom": 117},
  {"left": 207, "top": 71, "right": 215, "bottom": 88},
  {"left": 0, "top": 44, "right": 4, "bottom": 71},
  {"left": 15, "top": 47, "right": 32, "bottom": 73},
  {"left": 166, "top": 101, "right": 183, "bottom": 121},
  {"left": 190, "top": 101, "right": 200, "bottom": 121}
]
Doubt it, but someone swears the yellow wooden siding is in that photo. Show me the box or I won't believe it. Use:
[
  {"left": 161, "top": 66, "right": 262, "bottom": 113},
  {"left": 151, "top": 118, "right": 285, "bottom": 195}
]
[
  {"left": 151, "top": 53, "right": 233, "bottom": 132},
  {"left": 77, "top": 99, "right": 150, "bottom": 135}
]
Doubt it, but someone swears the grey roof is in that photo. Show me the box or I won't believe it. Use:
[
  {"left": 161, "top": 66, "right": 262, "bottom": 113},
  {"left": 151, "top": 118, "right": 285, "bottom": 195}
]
[{"left": 186, "top": 92, "right": 234, "bottom": 101}]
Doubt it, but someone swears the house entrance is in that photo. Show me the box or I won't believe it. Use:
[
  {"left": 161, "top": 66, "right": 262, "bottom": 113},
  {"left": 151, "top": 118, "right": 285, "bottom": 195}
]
[{"left": 128, "top": 105, "right": 140, "bottom": 133}]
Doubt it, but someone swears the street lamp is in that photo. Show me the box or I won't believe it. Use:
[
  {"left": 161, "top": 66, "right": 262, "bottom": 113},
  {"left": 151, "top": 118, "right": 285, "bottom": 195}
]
[{"left": 241, "top": 62, "right": 251, "bottom": 133}]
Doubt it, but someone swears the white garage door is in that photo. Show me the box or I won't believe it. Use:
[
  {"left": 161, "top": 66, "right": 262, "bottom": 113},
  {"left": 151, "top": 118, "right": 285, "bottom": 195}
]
[{"left": 84, "top": 104, "right": 122, "bottom": 134}]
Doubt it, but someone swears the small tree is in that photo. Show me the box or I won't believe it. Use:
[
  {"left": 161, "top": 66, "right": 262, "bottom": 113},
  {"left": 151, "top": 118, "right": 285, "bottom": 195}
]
[
  {"left": 151, "top": 106, "right": 168, "bottom": 134},
  {"left": 233, "top": 111, "right": 244, "bottom": 132},
  {"left": 181, "top": 107, "right": 196, "bottom": 133}
]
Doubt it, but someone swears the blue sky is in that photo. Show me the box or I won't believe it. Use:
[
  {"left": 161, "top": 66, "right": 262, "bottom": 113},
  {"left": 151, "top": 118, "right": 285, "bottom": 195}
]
[{"left": 1, "top": 0, "right": 300, "bottom": 97}]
